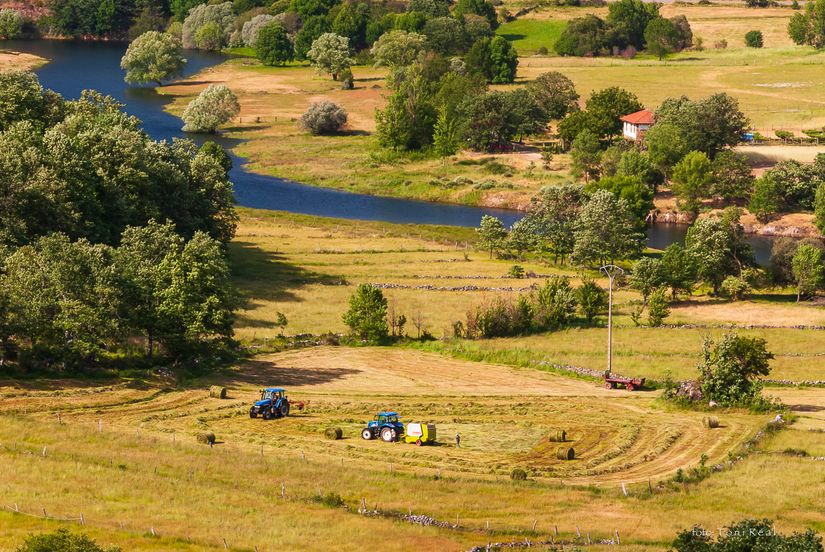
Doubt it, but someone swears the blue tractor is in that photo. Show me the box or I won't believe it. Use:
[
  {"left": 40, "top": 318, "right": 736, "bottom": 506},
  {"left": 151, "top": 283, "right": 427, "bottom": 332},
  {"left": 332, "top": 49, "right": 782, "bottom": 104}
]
[
  {"left": 249, "top": 388, "right": 291, "bottom": 420},
  {"left": 361, "top": 412, "right": 404, "bottom": 442}
]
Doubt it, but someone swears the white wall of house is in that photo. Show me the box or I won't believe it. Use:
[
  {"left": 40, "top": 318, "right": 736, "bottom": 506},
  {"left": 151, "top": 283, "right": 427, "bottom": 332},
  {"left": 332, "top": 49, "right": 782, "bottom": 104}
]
[{"left": 622, "top": 122, "right": 652, "bottom": 140}]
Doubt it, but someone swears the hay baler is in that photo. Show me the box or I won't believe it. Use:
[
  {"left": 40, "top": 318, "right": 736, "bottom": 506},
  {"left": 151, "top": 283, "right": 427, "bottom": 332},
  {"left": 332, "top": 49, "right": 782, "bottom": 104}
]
[{"left": 403, "top": 422, "right": 436, "bottom": 446}]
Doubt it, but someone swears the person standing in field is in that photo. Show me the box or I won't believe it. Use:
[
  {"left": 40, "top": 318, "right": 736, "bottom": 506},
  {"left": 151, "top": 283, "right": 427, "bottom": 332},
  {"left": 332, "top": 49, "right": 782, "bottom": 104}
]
[{"left": 455, "top": 433, "right": 461, "bottom": 448}]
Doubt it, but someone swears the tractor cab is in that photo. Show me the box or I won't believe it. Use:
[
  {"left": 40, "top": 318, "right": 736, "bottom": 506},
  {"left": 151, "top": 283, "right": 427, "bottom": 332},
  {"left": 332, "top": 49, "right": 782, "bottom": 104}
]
[
  {"left": 362, "top": 411, "right": 404, "bottom": 442},
  {"left": 249, "top": 387, "right": 291, "bottom": 420}
]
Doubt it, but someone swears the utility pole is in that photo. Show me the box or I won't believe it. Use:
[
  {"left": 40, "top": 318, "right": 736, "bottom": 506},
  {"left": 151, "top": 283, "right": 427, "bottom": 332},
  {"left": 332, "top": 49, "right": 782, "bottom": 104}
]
[{"left": 600, "top": 264, "right": 624, "bottom": 376}]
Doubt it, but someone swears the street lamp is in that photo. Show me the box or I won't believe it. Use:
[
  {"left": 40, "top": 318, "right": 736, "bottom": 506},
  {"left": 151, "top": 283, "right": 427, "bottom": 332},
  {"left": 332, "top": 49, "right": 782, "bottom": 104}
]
[{"left": 600, "top": 264, "right": 624, "bottom": 377}]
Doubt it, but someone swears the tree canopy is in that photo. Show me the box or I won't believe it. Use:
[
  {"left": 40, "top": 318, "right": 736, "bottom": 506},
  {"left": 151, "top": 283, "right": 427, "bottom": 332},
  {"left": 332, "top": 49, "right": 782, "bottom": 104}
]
[{"left": 121, "top": 31, "right": 187, "bottom": 86}]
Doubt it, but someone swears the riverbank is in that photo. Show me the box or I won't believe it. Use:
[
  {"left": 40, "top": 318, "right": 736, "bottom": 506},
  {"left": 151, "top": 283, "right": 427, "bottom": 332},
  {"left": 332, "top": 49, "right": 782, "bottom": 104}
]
[{"left": 0, "top": 49, "right": 46, "bottom": 70}]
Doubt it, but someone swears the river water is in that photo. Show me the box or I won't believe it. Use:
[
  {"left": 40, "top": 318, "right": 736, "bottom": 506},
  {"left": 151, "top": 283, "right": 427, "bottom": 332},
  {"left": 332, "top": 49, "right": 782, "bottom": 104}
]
[{"left": 3, "top": 39, "right": 778, "bottom": 262}]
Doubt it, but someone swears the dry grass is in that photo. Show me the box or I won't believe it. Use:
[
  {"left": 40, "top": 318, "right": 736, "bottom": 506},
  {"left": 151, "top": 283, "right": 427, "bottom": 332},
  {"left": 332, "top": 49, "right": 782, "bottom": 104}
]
[{"left": 0, "top": 50, "right": 45, "bottom": 71}]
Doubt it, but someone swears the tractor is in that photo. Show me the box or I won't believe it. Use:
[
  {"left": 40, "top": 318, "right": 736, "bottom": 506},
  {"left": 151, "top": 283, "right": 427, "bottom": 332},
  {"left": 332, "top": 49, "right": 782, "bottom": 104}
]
[
  {"left": 249, "top": 387, "right": 291, "bottom": 420},
  {"left": 361, "top": 412, "right": 404, "bottom": 442}
]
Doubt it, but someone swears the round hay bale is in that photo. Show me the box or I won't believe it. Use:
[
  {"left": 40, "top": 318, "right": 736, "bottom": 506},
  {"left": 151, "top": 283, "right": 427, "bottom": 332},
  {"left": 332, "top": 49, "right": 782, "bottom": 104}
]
[
  {"left": 555, "top": 446, "right": 575, "bottom": 461},
  {"left": 704, "top": 416, "right": 720, "bottom": 429},
  {"left": 510, "top": 468, "right": 528, "bottom": 481},
  {"left": 548, "top": 430, "right": 567, "bottom": 442},
  {"left": 209, "top": 386, "right": 227, "bottom": 399},
  {"left": 196, "top": 432, "right": 216, "bottom": 445},
  {"left": 324, "top": 427, "right": 343, "bottom": 440}
]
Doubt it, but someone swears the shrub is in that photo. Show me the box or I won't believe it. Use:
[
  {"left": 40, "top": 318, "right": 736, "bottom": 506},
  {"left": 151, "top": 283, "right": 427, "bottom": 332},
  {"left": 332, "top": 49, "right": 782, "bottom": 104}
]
[
  {"left": 720, "top": 275, "right": 751, "bottom": 300},
  {"left": 312, "top": 492, "right": 346, "bottom": 507},
  {"left": 508, "top": 265, "right": 525, "bottom": 278},
  {"left": 300, "top": 101, "right": 348, "bottom": 135},
  {"left": 713, "top": 38, "right": 727, "bottom": 49},
  {"left": 698, "top": 332, "right": 773, "bottom": 407},
  {"left": 194, "top": 21, "right": 225, "bottom": 51},
  {"left": 647, "top": 288, "right": 670, "bottom": 326},
  {"left": 745, "top": 29, "right": 763, "bottom": 48},
  {"left": 16, "top": 529, "right": 121, "bottom": 552},
  {"left": 256, "top": 22, "right": 293, "bottom": 66},
  {"left": 342, "top": 284, "right": 389, "bottom": 343},
  {"left": 181, "top": 84, "right": 240, "bottom": 133},
  {"left": 537, "top": 46, "right": 549, "bottom": 55},
  {"left": 0, "top": 8, "right": 22, "bottom": 39}
]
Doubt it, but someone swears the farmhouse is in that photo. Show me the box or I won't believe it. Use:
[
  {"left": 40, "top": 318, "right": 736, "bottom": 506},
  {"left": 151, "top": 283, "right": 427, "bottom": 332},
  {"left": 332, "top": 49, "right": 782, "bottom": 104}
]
[{"left": 620, "top": 109, "right": 655, "bottom": 141}]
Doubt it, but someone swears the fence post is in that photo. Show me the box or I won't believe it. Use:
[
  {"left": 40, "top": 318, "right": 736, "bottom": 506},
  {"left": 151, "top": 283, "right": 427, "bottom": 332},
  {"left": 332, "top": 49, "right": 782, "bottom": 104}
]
[
  {"left": 80, "top": 512, "right": 85, "bottom": 525},
  {"left": 281, "top": 482, "right": 285, "bottom": 498},
  {"left": 223, "top": 537, "right": 229, "bottom": 549},
  {"left": 42, "top": 508, "right": 47, "bottom": 518},
  {"left": 621, "top": 482, "right": 628, "bottom": 496},
  {"left": 615, "top": 529, "right": 621, "bottom": 544}
]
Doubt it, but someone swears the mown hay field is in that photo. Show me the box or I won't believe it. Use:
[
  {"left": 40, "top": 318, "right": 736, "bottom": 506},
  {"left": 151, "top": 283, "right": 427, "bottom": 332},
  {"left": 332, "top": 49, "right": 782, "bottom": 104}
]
[{"left": 2, "top": 346, "right": 824, "bottom": 551}]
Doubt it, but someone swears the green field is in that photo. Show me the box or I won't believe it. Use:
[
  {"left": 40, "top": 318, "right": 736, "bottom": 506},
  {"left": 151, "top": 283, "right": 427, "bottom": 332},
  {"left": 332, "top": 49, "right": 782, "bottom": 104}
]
[{"left": 496, "top": 19, "right": 567, "bottom": 55}]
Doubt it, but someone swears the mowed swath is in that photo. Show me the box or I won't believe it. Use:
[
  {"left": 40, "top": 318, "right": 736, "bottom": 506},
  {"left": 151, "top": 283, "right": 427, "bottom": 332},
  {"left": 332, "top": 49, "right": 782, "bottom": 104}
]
[{"left": 0, "top": 347, "right": 764, "bottom": 486}]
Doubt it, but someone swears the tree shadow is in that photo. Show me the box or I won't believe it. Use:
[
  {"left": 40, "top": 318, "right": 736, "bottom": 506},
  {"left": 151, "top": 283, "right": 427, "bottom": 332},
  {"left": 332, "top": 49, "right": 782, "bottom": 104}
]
[
  {"left": 222, "top": 357, "right": 360, "bottom": 387},
  {"left": 499, "top": 33, "right": 527, "bottom": 41},
  {"left": 229, "top": 241, "right": 348, "bottom": 306},
  {"left": 789, "top": 404, "right": 825, "bottom": 413}
]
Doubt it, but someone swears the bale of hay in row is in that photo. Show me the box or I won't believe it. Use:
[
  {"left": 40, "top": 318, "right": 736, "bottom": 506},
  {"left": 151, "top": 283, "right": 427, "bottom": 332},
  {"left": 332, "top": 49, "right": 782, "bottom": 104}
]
[
  {"left": 209, "top": 386, "right": 227, "bottom": 399},
  {"left": 325, "top": 427, "right": 343, "bottom": 440},
  {"left": 556, "top": 446, "right": 575, "bottom": 461},
  {"left": 704, "top": 416, "right": 720, "bottom": 429},
  {"left": 548, "top": 430, "right": 567, "bottom": 442},
  {"left": 196, "top": 432, "right": 216, "bottom": 445}
]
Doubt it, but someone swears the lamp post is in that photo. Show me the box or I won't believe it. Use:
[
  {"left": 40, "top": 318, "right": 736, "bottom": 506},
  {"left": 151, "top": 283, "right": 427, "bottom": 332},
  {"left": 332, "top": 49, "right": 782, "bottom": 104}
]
[{"left": 600, "top": 264, "right": 624, "bottom": 377}]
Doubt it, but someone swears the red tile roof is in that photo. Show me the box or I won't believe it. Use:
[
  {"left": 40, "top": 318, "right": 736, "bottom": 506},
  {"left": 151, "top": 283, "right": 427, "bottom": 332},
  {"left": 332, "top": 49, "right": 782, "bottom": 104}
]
[{"left": 620, "top": 109, "right": 655, "bottom": 125}]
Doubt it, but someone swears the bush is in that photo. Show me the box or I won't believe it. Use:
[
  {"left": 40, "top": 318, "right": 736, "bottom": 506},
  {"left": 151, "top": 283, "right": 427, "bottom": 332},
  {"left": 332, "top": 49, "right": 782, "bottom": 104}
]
[
  {"left": 510, "top": 468, "right": 528, "bottom": 480},
  {"left": 745, "top": 29, "right": 763, "bottom": 48},
  {"left": 713, "top": 38, "right": 727, "bottom": 49},
  {"left": 342, "top": 284, "right": 389, "bottom": 343},
  {"left": 537, "top": 46, "right": 549, "bottom": 55},
  {"left": 673, "top": 519, "right": 822, "bottom": 552},
  {"left": 256, "top": 22, "right": 293, "bottom": 66},
  {"left": 0, "top": 8, "right": 22, "bottom": 39},
  {"left": 699, "top": 332, "right": 773, "bottom": 407},
  {"left": 300, "top": 101, "right": 348, "bottom": 135},
  {"left": 181, "top": 84, "right": 240, "bottom": 133},
  {"left": 720, "top": 275, "right": 751, "bottom": 300},
  {"left": 16, "top": 529, "right": 120, "bottom": 552}
]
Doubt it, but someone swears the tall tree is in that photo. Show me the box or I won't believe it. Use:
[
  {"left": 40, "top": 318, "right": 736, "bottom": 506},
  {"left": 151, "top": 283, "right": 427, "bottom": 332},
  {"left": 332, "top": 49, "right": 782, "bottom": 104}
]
[
  {"left": 791, "top": 244, "right": 825, "bottom": 301},
  {"left": 573, "top": 190, "right": 644, "bottom": 265},
  {"left": 307, "top": 33, "right": 353, "bottom": 81},
  {"left": 476, "top": 215, "right": 508, "bottom": 258},
  {"left": 671, "top": 150, "right": 712, "bottom": 214},
  {"left": 342, "top": 284, "right": 389, "bottom": 343},
  {"left": 121, "top": 32, "right": 187, "bottom": 86}
]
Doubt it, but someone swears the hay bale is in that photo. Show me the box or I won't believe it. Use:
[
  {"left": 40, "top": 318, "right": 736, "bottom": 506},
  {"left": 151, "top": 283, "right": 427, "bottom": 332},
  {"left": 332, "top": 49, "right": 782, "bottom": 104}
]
[
  {"left": 196, "top": 432, "right": 216, "bottom": 445},
  {"left": 510, "top": 468, "right": 528, "bottom": 481},
  {"left": 209, "top": 386, "right": 227, "bottom": 399},
  {"left": 555, "top": 446, "right": 575, "bottom": 461},
  {"left": 704, "top": 416, "right": 720, "bottom": 429},
  {"left": 324, "top": 427, "right": 343, "bottom": 440},
  {"left": 548, "top": 430, "right": 567, "bottom": 442}
]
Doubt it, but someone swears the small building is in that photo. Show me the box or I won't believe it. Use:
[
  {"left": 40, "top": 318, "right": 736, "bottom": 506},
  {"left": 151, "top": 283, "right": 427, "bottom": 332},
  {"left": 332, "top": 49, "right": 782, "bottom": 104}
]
[{"left": 620, "top": 109, "right": 655, "bottom": 141}]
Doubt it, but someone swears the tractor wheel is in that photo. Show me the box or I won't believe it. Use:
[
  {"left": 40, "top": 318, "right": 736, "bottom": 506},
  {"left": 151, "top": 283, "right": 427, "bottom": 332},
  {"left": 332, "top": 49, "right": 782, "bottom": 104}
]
[
  {"left": 605, "top": 382, "right": 614, "bottom": 389},
  {"left": 361, "top": 428, "right": 373, "bottom": 440},
  {"left": 249, "top": 409, "right": 257, "bottom": 419},
  {"left": 262, "top": 409, "right": 273, "bottom": 420},
  {"left": 415, "top": 439, "right": 422, "bottom": 446},
  {"left": 381, "top": 427, "right": 395, "bottom": 442},
  {"left": 279, "top": 402, "right": 290, "bottom": 417}
]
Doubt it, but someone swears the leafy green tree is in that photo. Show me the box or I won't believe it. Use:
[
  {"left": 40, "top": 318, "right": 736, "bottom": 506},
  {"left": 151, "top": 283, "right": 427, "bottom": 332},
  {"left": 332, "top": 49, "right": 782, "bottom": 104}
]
[
  {"left": 181, "top": 84, "right": 240, "bottom": 133},
  {"left": 331, "top": 1, "right": 369, "bottom": 49},
  {"left": 369, "top": 30, "right": 426, "bottom": 67},
  {"left": 685, "top": 210, "right": 754, "bottom": 295},
  {"left": 128, "top": 6, "right": 168, "bottom": 40},
  {"left": 155, "top": 231, "right": 237, "bottom": 357},
  {"left": 308, "top": 33, "right": 353, "bottom": 81},
  {"left": 525, "top": 183, "right": 584, "bottom": 264},
  {"left": 433, "top": 104, "right": 461, "bottom": 157},
  {"left": 0, "top": 8, "right": 22, "bottom": 39},
  {"left": 607, "top": 0, "right": 659, "bottom": 49},
  {"left": 342, "top": 284, "right": 389, "bottom": 343},
  {"left": 815, "top": 181, "right": 825, "bottom": 233},
  {"left": 557, "top": 110, "right": 600, "bottom": 146},
  {"left": 745, "top": 29, "right": 764, "bottom": 47},
  {"left": 0, "top": 71, "right": 65, "bottom": 132},
  {"left": 182, "top": 2, "right": 234, "bottom": 49},
  {"left": 194, "top": 21, "right": 225, "bottom": 50},
  {"left": 256, "top": 22, "right": 293, "bottom": 66},
  {"left": 294, "top": 15, "right": 328, "bottom": 60},
  {"left": 466, "top": 36, "right": 519, "bottom": 84},
  {"left": 476, "top": 215, "right": 508, "bottom": 258},
  {"left": 585, "top": 86, "right": 644, "bottom": 138},
  {"left": 555, "top": 15, "right": 606, "bottom": 56},
  {"left": 671, "top": 151, "right": 713, "bottom": 214},
  {"left": 527, "top": 71, "right": 580, "bottom": 121},
  {"left": 660, "top": 243, "right": 697, "bottom": 297},
  {"left": 507, "top": 219, "right": 536, "bottom": 259},
  {"left": 573, "top": 190, "right": 644, "bottom": 265},
  {"left": 792, "top": 244, "right": 824, "bottom": 301},
  {"left": 699, "top": 333, "right": 773, "bottom": 406},
  {"left": 587, "top": 174, "right": 654, "bottom": 223},
  {"left": 462, "top": 91, "right": 525, "bottom": 151},
  {"left": 241, "top": 14, "right": 275, "bottom": 47},
  {"left": 172, "top": 0, "right": 205, "bottom": 22},
  {"left": 710, "top": 150, "right": 754, "bottom": 201},
  {"left": 644, "top": 122, "right": 689, "bottom": 177},
  {"left": 749, "top": 174, "right": 784, "bottom": 222},
  {"left": 570, "top": 129, "right": 602, "bottom": 183},
  {"left": 534, "top": 277, "right": 577, "bottom": 329},
  {"left": 644, "top": 17, "right": 680, "bottom": 59},
  {"left": 631, "top": 256, "right": 664, "bottom": 300},
  {"left": 766, "top": 159, "right": 824, "bottom": 210},
  {"left": 647, "top": 287, "right": 670, "bottom": 326},
  {"left": 787, "top": 0, "right": 825, "bottom": 48},
  {"left": 2, "top": 234, "right": 119, "bottom": 369},
  {"left": 616, "top": 148, "right": 663, "bottom": 190},
  {"left": 375, "top": 67, "right": 436, "bottom": 150},
  {"left": 121, "top": 32, "right": 187, "bottom": 86},
  {"left": 576, "top": 278, "right": 607, "bottom": 324},
  {"left": 422, "top": 16, "right": 466, "bottom": 55},
  {"left": 655, "top": 93, "right": 750, "bottom": 158},
  {"left": 669, "top": 14, "right": 693, "bottom": 50},
  {"left": 16, "top": 528, "right": 121, "bottom": 552},
  {"left": 454, "top": 0, "right": 498, "bottom": 29}
]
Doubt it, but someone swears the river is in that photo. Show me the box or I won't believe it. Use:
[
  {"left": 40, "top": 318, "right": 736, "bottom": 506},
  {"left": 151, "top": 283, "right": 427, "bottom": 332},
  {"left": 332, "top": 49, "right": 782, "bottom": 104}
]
[{"left": 3, "top": 39, "right": 779, "bottom": 263}]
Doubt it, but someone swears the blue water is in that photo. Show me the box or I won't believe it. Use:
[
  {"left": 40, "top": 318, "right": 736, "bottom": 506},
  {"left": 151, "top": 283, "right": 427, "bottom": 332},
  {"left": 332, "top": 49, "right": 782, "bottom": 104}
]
[
  {"left": 4, "top": 39, "right": 523, "bottom": 227},
  {"left": 2, "top": 39, "right": 781, "bottom": 262}
]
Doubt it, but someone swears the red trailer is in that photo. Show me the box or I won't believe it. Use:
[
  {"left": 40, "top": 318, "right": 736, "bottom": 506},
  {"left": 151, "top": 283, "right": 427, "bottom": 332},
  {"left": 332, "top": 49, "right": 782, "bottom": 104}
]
[{"left": 604, "top": 375, "right": 645, "bottom": 391}]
